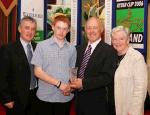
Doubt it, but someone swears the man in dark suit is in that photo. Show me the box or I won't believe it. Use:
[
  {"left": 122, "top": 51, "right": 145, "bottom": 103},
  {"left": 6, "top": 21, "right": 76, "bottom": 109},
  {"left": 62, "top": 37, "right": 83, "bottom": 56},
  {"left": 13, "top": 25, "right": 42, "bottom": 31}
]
[
  {"left": 70, "top": 17, "right": 118, "bottom": 115},
  {"left": 0, "top": 16, "right": 37, "bottom": 115}
]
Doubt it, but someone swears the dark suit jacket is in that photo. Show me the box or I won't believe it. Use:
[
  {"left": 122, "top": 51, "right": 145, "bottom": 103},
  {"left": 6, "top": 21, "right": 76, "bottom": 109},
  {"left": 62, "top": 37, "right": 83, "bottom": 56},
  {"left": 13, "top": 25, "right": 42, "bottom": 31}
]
[
  {"left": 0, "top": 39, "right": 36, "bottom": 109},
  {"left": 75, "top": 41, "right": 118, "bottom": 115}
]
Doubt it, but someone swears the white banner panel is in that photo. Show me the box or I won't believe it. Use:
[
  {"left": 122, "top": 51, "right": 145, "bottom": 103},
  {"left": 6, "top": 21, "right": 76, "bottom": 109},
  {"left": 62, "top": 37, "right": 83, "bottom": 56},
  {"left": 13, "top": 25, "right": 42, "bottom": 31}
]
[
  {"left": 20, "top": 0, "right": 44, "bottom": 42},
  {"left": 70, "top": 0, "right": 78, "bottom": 45},
  {"left": 105, "top": 0, "right": 112, "bottom": 45}
]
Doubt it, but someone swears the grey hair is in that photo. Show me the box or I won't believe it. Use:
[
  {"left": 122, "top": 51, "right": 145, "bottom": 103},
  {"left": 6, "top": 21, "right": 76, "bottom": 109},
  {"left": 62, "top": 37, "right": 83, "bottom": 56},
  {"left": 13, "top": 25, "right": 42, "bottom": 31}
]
[
  {"left": 19, "top": 16, "right": 37, "bottom": 27},
  {"left": 111, "top": 26, "right": 130, "bottom": 38}
]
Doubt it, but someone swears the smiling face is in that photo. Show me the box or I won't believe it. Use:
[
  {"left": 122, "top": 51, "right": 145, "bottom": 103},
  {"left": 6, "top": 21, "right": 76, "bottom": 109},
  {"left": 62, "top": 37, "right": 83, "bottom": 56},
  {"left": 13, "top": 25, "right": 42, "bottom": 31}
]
[
  {"left": 18, "top": 20, "right": 37, "bottom": 42},
  {"left": 85, "top": 17, "right": 104, "bottom": 43},
  {"left": 111, "top": 30, "right": 130, "bottom": 55}
]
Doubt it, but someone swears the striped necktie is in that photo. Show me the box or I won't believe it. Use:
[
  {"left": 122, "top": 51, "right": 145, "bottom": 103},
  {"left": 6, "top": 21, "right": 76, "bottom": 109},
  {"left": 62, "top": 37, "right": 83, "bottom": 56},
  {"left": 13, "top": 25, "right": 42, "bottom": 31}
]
[{"left": 79, "top": 45, "right": 92, "bottom": 79}]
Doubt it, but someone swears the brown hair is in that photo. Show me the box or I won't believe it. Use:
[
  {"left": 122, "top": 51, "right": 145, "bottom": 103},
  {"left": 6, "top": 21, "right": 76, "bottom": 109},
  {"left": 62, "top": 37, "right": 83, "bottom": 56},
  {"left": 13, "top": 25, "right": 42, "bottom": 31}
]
[{"left": 52, "top": 15, "right": 70, "bottom": 27}]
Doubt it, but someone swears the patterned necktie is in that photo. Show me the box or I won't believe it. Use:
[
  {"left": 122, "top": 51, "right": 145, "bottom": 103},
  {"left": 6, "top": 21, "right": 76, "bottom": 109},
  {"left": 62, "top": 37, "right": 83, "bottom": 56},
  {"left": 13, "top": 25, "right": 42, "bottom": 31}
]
[
  {"left": 27, "top": 44, "right": 33, "bottom": 62},
  {"left": 27, "top": 44, "right": 36, "bottom": 89},
  {"left": 79, "top": 45, "right": 92, "bottom": 79}
]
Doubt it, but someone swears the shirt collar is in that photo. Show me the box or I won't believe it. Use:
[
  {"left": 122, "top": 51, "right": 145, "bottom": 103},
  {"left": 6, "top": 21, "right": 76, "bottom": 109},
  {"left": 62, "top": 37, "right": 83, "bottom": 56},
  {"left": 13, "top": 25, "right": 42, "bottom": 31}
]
[
  {"left": 49, "top": 36, "right": 69, "bottom": 47},
  {"left": 87, "top": 38, "right": 101, "bottom": 53},
  {"left": 20, "top": 37, "right": 31, "bottom": 48}
]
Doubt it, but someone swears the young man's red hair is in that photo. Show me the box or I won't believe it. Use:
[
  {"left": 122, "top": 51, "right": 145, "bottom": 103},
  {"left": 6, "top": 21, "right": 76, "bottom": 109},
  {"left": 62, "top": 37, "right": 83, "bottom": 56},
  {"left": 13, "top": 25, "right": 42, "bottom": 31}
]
[{"left": 52, "top": 15, "right": 70, "bottom": 27}]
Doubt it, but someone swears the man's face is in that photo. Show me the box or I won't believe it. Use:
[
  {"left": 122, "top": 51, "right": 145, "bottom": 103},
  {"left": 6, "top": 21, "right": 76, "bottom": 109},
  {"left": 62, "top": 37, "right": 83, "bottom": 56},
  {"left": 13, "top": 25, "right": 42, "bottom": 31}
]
[
  {"left": 85, "top": 18, "right": 103, "bottom": 43},
  {"left": 52, "top": 21, "right": 69, "bottom": 41},
  {"left": 18, "top": 20, "right": 36, "bottom": 42}
]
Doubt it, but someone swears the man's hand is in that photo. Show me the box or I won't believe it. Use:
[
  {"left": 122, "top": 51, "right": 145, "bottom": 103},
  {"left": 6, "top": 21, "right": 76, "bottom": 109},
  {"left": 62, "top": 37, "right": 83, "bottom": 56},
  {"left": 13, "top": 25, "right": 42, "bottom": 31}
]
[
  {"left": 59, "top": 83, "right": 72, "bottom": 96},
  {"left": 4, "top": 101, "right": 14, "bottom": 109},
  {"left": 70, "top": 78, "right": 83, "bottom": 89}
]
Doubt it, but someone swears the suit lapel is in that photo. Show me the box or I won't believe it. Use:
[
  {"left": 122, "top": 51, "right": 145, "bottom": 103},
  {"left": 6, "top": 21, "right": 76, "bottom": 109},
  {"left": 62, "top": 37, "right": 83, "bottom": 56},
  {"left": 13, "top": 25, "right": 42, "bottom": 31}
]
[
  {"left": 14, "top": 40, "right": 29, "bottom": 68},
  {"left": 86, "top": 41, "right": 103, "bottom": 70}
]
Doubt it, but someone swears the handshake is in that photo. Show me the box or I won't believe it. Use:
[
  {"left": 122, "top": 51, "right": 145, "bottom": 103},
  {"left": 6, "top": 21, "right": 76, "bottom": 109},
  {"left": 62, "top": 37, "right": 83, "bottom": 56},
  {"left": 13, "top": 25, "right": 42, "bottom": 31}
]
[
  {"left": 59, "top": 67, "right": 83, "bottom": 96},
  {"left": 59, "top": 77, "right": 83, "bottom": 96}
]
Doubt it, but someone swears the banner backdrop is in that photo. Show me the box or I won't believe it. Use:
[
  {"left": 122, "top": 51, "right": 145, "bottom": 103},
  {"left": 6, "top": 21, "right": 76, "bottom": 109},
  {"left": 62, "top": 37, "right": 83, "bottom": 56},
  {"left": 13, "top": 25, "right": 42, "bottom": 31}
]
[
  {"left": 105, "top": 0, "right": 112, "bottom": 44},
  {"left": 113, "top": 0, "right": 148, "bottom": 53},
  {"left": 20, "top": 0, "right": 44, "bottom": 42},
  {"left": 0, "top": 0, "right": 17, "bottom": 16},
  {"left": 81, "top": 0, "right": 112, "bottom": 44},
  {"left": 47, "top": 0, "right": 78, "bottom": 45},
  {"left": 0, "top": 0, "right": 17, "bottom": 46}
]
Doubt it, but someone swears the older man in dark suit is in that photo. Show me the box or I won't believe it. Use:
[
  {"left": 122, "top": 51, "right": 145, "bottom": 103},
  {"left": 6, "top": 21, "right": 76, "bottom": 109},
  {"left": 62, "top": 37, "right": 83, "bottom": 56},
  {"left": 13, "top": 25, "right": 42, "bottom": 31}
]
[
  {"left": 70, "top": 16, "right": 118, "bottom": 115},
  {"left": 0, "top": 16, "right": 37, "bottom": 115}
]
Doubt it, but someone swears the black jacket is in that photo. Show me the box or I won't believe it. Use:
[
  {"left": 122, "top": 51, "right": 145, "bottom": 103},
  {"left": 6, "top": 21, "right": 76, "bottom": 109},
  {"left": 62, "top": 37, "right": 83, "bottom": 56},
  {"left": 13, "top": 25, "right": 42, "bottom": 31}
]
[
  {"left": 0, "top": 39, "right": 36, "bottom": 108},
  {"left": 75, "top": 41, "right": 118, "bottom": 115}
]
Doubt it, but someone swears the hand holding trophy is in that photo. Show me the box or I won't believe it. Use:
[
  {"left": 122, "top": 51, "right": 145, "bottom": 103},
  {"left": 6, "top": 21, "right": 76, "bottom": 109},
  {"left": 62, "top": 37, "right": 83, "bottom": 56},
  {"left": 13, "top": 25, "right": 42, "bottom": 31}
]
[{"left": 69, "top": 67, "right": 78, "bottom": 83}]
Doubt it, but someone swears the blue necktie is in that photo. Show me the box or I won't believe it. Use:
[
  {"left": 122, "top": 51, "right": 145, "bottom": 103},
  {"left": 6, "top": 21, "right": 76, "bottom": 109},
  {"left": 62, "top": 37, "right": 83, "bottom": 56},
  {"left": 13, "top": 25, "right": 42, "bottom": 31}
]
[
  {"left": 27, "top": 44, "right": 36, "bottom": 89},
  {"left": 79, "top": 45, "right": 92, "bottom": 79},
  {"left": 27, "top": 44, "right": 33, "bottom": 62}
]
